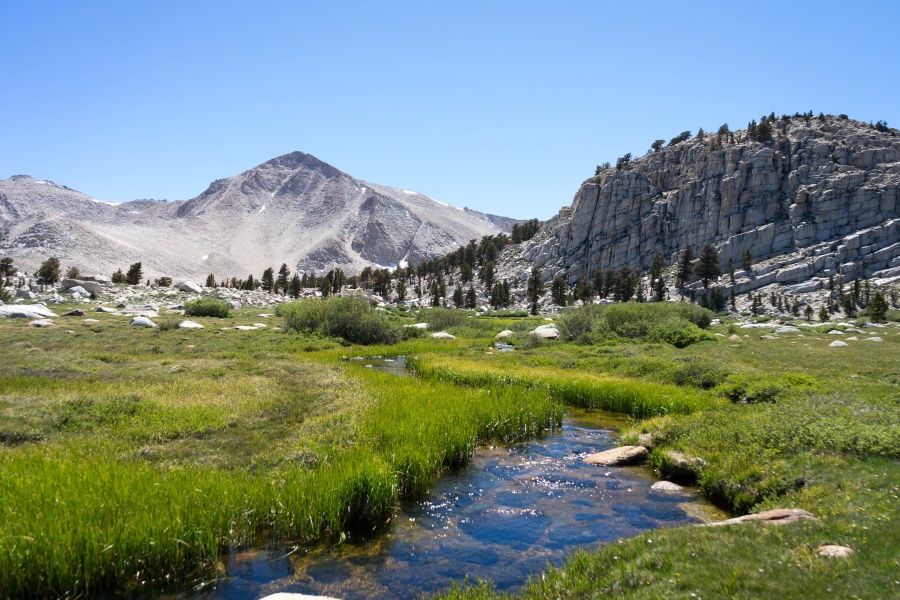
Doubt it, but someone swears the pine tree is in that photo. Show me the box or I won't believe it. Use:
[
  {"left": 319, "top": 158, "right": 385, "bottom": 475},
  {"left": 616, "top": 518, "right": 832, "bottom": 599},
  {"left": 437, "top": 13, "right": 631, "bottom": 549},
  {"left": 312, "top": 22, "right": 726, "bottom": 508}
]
[
  {"left": 37, "top": 257, "right": 62, "bottom": 284},
  {"left": 527, "top": 267, "right": 544, "bottom": 315},
  {"left": 261, "top": 267, "right": 275, "bottom": 292},
  {"left": 818, "top": 305, "right": 829, "bottom": 322},
  {"left": 742, "top": 249, "right": 753, "bottom": 271},
  {"left": 869, "top": 291, "right": 889, "bottom": 323},
  {"left": 551, "top": 277, "right": 567, "bottom": 306},
  {"left": 277, "top": 263, "right": 291, "bottom": 292},
  {"left": 804, "top": 304, "right": 814, "bottom": 321},
  {"left": 205, "top": 273, "right": 216, "bottom": 287},
  {"left": 125, "top": 262, "right": 142, "bottom": 285},
  {"left": 396, "top": 279, "right": 407, "bottom": 302},
  {"left": 697, "top": 244, "right": 722, "bottom": 289},
  {"left": 289, "top": 274, "right": 301, "bottom": 298},
  {"left": 65, "top": 266, "right": 80, "bottom": 280},
  {"left": 575, "top": 274, "right": 593, "bottom": 303},
  {"left": 675, "top": 244, "right": 694, "bottom": 287},
  {"left": 465, "top": 286, "right": 477, "bottom": 309},
  {"left": 650, "top": 252, "right": 666, "bottom": 284},
  {"left": 452, "top": 285, "right": 464, "bottom": 308}
]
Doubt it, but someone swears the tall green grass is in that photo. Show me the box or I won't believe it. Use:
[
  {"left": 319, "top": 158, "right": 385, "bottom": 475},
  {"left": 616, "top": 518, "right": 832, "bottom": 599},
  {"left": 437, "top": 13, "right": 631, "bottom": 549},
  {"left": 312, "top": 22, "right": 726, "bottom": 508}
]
[
  {"left": 409, "top": 357, "right": 717, "bottom": 417},
  {"left": 557, "top": 302, "right": 715, "bottom": 347},
  {"left": 277, "top": 296, "right": 405, "bottom": 344}
]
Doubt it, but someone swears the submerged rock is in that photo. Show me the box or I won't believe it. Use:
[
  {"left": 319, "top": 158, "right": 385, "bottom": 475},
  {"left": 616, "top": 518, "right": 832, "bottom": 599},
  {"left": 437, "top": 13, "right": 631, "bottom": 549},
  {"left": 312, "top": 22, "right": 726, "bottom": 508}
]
[
  {"left": 650, "top": 480, "right": 683, "bottom": 492},
  {"left": 584, "top": 445, "right": 648, "bottom": 466}
]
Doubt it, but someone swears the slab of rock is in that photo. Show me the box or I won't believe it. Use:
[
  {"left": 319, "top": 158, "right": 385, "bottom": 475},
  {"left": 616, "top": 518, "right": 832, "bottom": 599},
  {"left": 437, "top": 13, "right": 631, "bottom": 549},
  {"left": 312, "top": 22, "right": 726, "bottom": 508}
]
[
  {"left": 431, "top": 331, "right": 456, "bottom": 339},
  {"left": 774, "top": 326, "right": 801, "bottom": 333},
  {"left": 829, "top": 340, "right": 848, "bottom": 347},
  {"left": 15, "top": 289, "right": 35, "bottom": 300},
  {"left": 177, "top": 281, "right": 203, "bottom": 293},
  {"left": 60, "top": 279, "right": 104, "bottom": 294},
  {"left": 234, "top": 325, "right": 258, "bottom": 331},
  {"left": 96, "top": 306, "right": 118, "bottom": 313},
  {"left": 531, "top": 324, "right": 559, "bottom": 339},
  {"left": 740, "top": 323, "right": 778, "bottom": 329},
  {"left": 650, "top": 480, "right": 683, "bottom": 492},
  {"left": 0, "top": 305, "right": 59, "bottom": 319},
  {"left": 827, "top": 329, "right": 845, "bottom": 335},
  {"left": 864, "top": 336, "right": 885, "bottom": 342},
  {"left": 179, "top": 320, "right": 204, "bottom": 329},
  {"left": 760, "top": 334, "right": 776, "bottom": 340},
  {"left": 61, "top": 309, "right": 86, "bottom": 317},
  {"left": 83, "top": 318, "right": 100, "bottom": 323},
  {"left": 728, "top": 334, "right": 742, "bottom": 341},
  {"left": 818, "top": 544, "right": 853, "bottom": 558},
  {"left": 584, "top": 445, "right": 648, "bottom": 466},
  {"left": 495, "top": 329, "right": 515, "bottom": 339},
  {"left": 404, "top": 323, "right": 428, "bottom": 329},
  {"left": 130, "top": 317, "right": 157, "bottom": 327},
  {"left": 707, "top": 508, "right": 817, "bottom": 527},
  {"left": 27, "top": 319, "right": 55, "bottom": 327}
]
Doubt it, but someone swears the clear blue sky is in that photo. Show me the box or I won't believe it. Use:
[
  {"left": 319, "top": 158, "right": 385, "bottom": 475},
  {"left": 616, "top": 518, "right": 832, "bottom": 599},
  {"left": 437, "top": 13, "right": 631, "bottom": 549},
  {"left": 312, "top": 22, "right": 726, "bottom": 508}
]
[{"left": 2, "top": 1, "right": 898, "bottom": 220}]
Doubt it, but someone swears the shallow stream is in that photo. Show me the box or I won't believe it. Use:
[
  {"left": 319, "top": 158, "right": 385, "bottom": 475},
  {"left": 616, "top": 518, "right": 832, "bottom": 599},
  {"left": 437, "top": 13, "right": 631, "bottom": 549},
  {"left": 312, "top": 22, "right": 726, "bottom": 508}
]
[{"left": 175, "top": 359, "right": 724, "bottom": 599}]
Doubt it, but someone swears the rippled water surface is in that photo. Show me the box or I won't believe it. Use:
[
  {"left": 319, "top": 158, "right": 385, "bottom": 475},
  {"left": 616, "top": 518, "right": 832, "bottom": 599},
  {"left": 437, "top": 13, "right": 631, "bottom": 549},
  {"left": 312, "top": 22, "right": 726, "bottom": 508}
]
[{"left": 181, "top": 407, "right": 724, "bottom": 600}]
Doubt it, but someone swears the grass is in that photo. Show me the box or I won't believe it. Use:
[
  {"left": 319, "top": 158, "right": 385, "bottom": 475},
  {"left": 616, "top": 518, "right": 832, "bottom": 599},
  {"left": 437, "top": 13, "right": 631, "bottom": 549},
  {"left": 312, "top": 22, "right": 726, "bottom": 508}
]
[{"left": 2, "top": 301, "right": 899, "bottom": 598}]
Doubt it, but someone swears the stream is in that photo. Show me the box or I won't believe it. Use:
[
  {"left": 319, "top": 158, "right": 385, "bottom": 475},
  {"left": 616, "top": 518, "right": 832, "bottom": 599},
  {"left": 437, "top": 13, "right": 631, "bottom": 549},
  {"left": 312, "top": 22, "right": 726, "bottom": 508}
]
[{"left": 174, "top": 358, "right": 724, "bottom": 599}]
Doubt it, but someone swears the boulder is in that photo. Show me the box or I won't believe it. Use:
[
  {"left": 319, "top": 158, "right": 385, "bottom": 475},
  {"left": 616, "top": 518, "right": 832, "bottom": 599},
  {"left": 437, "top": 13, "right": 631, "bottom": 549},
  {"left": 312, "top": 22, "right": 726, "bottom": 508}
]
[
  {"left": 740, "top": 323, "right": 778, "bottom": 329},
  {"left": 177, "top": 281, "right": 203, "bottom": 294},
  {"left": 404, "top": 323, "right": 428, "bottom": 329},
  {"left": 707, "top": 508, "right": 817, "bottom": 527},
  {"left": 80, "top": 275, "right": 111, "bottom": 284},
  {"left": 0, "top": 305, "right": 58, "bottom": 319},
  {"left": 864, "top": 336, "right": 885, "bottom": 342},
  {"left": 65, "top": 286, "right": 90, "bottom": 295},
  {"left": 15, "top": 289, "right": 35, "bottom": 300},
  {"left": 661, "top": 450, "right": 708, "bottom": 483},
  {"left": 495, "top": 330, "right": 515, "bottom": 339},
  {"left": 83, "top": 319, "right": 100, "bottom": 323},
  {"left": 61, "top": 309, "right": 86, "bottom": 317},
  {"left": 234, "top": 325, "right": 258, "bottom": 331},
  {"left": 96, "top": 306, "right": 118, "bottom": 313},
  {"left": 584, "top": 445, "right": 648, "bottom": 466},
  {"left": 259, "top": 593, "right": 343, "bottom": 600},
  {"left": 430, "top": 331, "right": 456, "bottom": 339},
  {"left": 827, "top": 329, "right": 845, "bottom": 335},
  {"left": 60, "top": 279, "right": 104, "bottom": 294},
  {"left": 728, "top": 334, "right": 742, "bottom": 340},
  {"left": 179, "top": 320, "right": 204, "bottom": 329},
  {"left": 818, "top": 544, "right": 853, "bottom": 558},
  {"left": 129, "top": 317, "right": 157, "bottom": 327},
  {"left": 531, "top": 324, "right": 559, "bottom": 339},
  {"left": 829, "top": 340, "right": 848, "bottom": 347},
  {"left": 650, "top": 481, "right": 683, "bottom": 492},
  {"left": 774, "top": 326, "right": 801, "bottom": 333}
]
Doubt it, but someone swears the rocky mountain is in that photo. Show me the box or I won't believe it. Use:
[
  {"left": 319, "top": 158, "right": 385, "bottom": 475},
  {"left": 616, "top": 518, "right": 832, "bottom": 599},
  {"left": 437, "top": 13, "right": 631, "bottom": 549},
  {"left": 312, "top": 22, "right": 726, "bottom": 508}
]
[
  {"left": 500, "top": 115, "right": 900, "bottom": 295},
  {"left": 0, "top": 152, "right": 516, "bottom": 279}
]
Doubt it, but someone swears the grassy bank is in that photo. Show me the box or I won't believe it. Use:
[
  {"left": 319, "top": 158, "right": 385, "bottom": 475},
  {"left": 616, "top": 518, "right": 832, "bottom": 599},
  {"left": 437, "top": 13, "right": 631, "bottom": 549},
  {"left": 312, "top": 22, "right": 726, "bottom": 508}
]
[{"left": 0, "top": 306, "right": 559, "bottom": 597}]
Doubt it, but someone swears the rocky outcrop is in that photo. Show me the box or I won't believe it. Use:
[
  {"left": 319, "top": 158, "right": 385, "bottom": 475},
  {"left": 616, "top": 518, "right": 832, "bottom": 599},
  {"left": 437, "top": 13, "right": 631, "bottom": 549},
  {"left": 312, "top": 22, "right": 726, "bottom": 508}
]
[
  {"left": 501, "top": 116, "right": 900, "bottom": 294},
  {"left": 0, "top": 152, "right": 515, "bottom": 279}
]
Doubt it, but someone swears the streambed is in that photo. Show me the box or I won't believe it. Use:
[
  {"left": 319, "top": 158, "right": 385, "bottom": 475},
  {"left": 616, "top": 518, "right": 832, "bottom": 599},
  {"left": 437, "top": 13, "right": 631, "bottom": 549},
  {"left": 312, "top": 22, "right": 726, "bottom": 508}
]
[{"left": 181, "top": 385, "right": 724, "bottom": 599}]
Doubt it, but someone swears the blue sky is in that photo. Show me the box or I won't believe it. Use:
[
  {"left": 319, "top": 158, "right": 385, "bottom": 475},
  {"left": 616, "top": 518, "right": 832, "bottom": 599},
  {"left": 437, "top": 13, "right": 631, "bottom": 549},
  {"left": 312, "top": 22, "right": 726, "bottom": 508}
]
[{"left": 2, "top": 1, "right": 898, "bottom": 219}]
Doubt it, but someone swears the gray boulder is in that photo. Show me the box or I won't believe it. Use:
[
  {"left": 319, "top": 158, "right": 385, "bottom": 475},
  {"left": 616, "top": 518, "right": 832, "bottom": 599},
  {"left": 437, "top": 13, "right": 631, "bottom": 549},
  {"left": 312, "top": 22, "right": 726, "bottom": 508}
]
[
  {"left": 129, "top": 317, "right": 157, "bottom": 327},
  {"left": 177, "top": 281, "right": 203, "bottom": 293},
  {"left": 531, "top": 324, "right": 559, "bottom": 339},
  {"left": 179, "top": 320, "right": 204, "bottom": 329},
  {"left": 430, "top": 331, "right": 456, "bottom": 339},
  {"left": 27, "top": 319, "right": 55, "bottom": 327},
  {"left": 584, "top": 445, "right": 648, "bottom": 466},
  {"left": 60, "top": 279, "right": 104, "bottom": 294}
]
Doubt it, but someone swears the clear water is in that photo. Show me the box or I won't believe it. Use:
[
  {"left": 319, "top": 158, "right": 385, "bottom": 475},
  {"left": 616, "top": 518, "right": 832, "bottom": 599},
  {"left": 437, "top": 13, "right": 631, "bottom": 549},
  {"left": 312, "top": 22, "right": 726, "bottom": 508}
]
[{"left": 176, "top": 409, "right": 724, "bottom": 600}]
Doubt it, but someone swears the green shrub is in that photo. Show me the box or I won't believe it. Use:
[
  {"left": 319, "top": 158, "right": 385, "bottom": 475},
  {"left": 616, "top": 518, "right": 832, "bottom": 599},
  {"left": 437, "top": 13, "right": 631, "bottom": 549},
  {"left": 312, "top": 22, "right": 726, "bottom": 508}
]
[
  {"left": 184, "top": 298, "right": 231, "bottom": 318},
  {"left": 717, "top": 372, "right": 816, "bottom": 403},
  {"left": 557, "top": 302, "right": 715, "bottom": 347},
  {"left": 278, "top": 296, "right": 403, "bottom": 345},
  {"left": 418, "top": 308, "right": 468, "bottom": 330}
]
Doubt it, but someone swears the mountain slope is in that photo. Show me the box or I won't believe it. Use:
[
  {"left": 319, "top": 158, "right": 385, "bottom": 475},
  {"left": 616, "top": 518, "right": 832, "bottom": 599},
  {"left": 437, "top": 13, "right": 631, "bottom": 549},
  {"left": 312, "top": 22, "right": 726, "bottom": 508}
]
[
  {"left": 500, "top": 115, "right": 900, "bottom": 293},
  {"left": 0, "top": 153, "right": 514, "bottom": 278}
]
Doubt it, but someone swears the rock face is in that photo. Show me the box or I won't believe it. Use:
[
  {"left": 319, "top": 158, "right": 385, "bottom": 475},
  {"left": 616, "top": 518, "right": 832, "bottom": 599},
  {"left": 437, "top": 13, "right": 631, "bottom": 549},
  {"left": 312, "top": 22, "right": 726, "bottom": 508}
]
[
  {"left": 501, "top": 116, "right": 900, "bottom": 293},
  {"left": 0, "top": 152, "right": 516, "bottom": 279}
]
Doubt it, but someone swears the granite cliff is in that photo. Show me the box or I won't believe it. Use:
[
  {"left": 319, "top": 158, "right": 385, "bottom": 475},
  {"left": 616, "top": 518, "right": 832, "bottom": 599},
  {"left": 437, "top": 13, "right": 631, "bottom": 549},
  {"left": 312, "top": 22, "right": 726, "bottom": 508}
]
[{"left": 501, "top": 115, "right": 900, "bottom": 295}]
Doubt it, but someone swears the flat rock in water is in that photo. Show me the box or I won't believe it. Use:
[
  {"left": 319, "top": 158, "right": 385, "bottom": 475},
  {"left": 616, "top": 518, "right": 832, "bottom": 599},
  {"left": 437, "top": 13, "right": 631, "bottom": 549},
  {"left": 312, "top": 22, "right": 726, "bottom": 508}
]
[
  {"left": 818, "top": 544, "right": 853, "bottom": 558},
  {"left": 130, "top": 317, "right": 157, "bottom": 327},
  {"left": 707, "top": 508, "right": 817, "bottom": 527},
  {"left": 650, "top": 480, "right": 683, "bottom": 492},
  {"left": 495, "top": 329, "right": 515, "bottom": 339},
  {"left": 0, "top": 305, "right": 58, "bottom": 319},
  {"left": 179, "top": 320, "right": 204, "bottom": 329},
  {"left": 584, "top": 445, "right": 648, "bottom": 466},
  {"left": 431, "top": 331, "right": 456, "bottom": 339},
  {"left": 829, "top": 340, "right": 848, "bottom": 347}
]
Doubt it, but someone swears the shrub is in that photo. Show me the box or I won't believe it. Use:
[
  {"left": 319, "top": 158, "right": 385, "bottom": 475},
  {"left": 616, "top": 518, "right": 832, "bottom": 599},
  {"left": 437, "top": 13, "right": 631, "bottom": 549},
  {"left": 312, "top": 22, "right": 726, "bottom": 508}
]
[
  {"left": 557, "top": 302, "right": 714, "bottom": 347},
  {"left": 278, "top": 296, "right": 403, "bottom": 345},
  {"left": 717, "top": 372, "right": 816, "bottom": 404},
  {"left": 418, "top": 308, "right": 467, "bottom": 330},
  {"left": 184, "top": 298, "right": 232, "bottom": 318}
]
